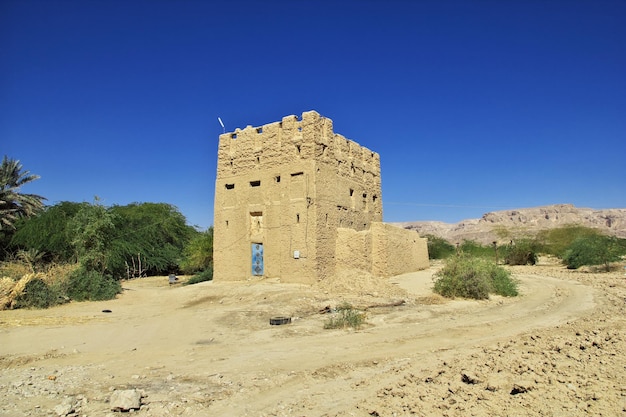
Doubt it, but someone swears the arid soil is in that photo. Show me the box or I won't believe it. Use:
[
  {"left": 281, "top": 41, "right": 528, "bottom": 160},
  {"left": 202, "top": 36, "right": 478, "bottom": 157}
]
[{"left": 1, "top": 261, "right": 625, "bottom": 416}]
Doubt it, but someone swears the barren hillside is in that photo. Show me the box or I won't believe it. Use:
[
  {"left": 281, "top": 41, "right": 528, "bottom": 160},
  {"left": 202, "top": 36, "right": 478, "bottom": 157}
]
[{"left": 399, "top": 204, "right": 626, "bottom": 244}]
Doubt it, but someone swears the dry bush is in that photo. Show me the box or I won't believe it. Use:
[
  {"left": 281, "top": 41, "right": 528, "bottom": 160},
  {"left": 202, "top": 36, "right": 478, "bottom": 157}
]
[
  {"left": 0, "top": 262, "right": 31, "bottom": 280},
  {"left": 416, "top": 294, "right": 446, "bottom": 305},
  {"left": 0, "top": 274, "right": 35, "bottom": 310},
  {"left": 41, "top": 263, "right": 79, "bottom": 285},
  {"left": 0, "top": 277, "right": 16, "bottom": 310},
  {"left": 0, "top": 263, "right": 78, "bottom": 310}
]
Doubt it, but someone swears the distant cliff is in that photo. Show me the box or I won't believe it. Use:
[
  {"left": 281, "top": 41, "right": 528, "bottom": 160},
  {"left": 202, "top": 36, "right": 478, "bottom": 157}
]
[{"left": 399, "top": 204, "right": 626, "bottom": 244}]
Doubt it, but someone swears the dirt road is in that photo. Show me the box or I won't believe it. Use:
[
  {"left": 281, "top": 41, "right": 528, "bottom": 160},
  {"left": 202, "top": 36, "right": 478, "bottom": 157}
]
[{"left": 1, "top": 264, "right": 624, "bottom": 416}]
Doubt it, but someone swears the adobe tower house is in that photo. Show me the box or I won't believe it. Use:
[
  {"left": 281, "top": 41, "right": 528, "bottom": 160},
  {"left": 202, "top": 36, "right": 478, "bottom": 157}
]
[{"left": 213, "top": 111, "right": 428, "bottom": 284}]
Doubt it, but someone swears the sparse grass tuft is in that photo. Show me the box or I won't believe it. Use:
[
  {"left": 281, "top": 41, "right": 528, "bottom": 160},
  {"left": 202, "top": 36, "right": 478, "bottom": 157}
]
[{"left": 324, "top": 302, "right": 367, "bottom": 330}]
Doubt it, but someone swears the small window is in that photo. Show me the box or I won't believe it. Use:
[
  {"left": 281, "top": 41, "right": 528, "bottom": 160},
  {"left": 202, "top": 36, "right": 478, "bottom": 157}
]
[
  {"left": 225, "top": 220, "right": 229, "bottom": 228},
  {"left": 291, "top": 172, "right": 304, "bottom": 177},
  {"left": 275, "top": 175, "right": 281, "bottom": 183},
  {"left": 256, "top": 156, "right": 260, "bottom": 164},
  {"left": 225, "top": 184, "right": 235, "bottom": 190},
  {"left": 349, "top": 188, "right": 354, "bottom": 196},
  {"left": 256, "top": 127, "right": 263, "bottom": 134},
  {"left": 231, "top": 133, "right": 237, "bottom": 139},
  {"left": 295, "top": 144, "right": 301, "bottom": 154},
  {"left": 250, "top": 180, "right": 261, "bottom": 187},
  {"left": 296, "top": 213, "right": 300, "bottom": 223}
]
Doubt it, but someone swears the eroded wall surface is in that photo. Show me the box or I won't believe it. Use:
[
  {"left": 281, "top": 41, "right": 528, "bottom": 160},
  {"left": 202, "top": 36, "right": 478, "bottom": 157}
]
[
  {"left": 371, "top": 222, "right": 430, "bottom": 277},
  {"left": 336, "top": 223, "right": 429, "bottom": 278}
]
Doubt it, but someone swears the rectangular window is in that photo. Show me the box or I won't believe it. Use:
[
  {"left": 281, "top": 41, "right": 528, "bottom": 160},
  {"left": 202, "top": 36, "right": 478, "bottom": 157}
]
[
  {"left": 250, "top": 212, "right": 263, "bottom": 235},
  {"left": 250, "top": 180, "right": 261, "bottom": 187},
  {"left": 225, "top": 184, "right": 235, "bottom": 190}
]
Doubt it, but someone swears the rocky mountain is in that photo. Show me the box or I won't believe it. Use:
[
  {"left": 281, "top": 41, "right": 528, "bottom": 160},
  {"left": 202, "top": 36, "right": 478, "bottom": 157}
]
[{"left": 399, "top": 204, "right": 626, "bottom": 245}]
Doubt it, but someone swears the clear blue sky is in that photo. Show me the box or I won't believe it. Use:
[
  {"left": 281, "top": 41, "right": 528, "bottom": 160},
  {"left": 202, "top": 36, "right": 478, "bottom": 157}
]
[{"left": 2, "top": 0, "right": 625, "bottom": 229}]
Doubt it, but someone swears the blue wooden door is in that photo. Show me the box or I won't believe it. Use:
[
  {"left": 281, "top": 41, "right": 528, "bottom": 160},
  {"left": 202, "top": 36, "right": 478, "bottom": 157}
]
[{"left": 252, "top": 243, "right": 264, "bottom": 276}]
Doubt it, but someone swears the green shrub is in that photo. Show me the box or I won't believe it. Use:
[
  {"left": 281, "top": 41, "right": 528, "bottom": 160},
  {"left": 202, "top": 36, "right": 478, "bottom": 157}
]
[
  {"left": 424, "top": 234, "right": 456, "bottom": 259},
  {"left": 66, "top": 268, "right": 121, "bottom": 301},
  {"left": 433, "top": 254, "right": 518, "bottom": 300},
  {"left": 502, "top": 239, "right": 539, "bottom": 265},
  {"left": 324, "top": 302, "right": 366, "bottom": 330},
  {"left": 459, "top": 240, "right": 494, "bottom": 258},
  {"left": 538, "top": 225, "right": 601, "bottom": 258},
  {"left": 12, "top": 278, "right": 61, "bottom": 309},
  {"left": 184, "top": 267, "right": 213, "bottom": 285},
  {"left": 563, "top": 235, "right": 625, "bottom": 271},
  {"left": 490, "top": 265, "right": 519, "bottom": 296},
  {"left": 180, "top": 228, "right": 213, "bottom": 274}
]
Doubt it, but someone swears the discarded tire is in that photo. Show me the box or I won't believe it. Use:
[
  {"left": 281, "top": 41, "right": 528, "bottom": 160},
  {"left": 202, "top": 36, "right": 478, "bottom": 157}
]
[{"left": 270, "top": 316, "right": 291, "bottom": 325}]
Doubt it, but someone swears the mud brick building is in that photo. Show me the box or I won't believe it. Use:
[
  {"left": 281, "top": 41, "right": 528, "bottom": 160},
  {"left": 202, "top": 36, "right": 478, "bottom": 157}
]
[{"left": 213, "top": 111, "right": 428, "bottom": 283}]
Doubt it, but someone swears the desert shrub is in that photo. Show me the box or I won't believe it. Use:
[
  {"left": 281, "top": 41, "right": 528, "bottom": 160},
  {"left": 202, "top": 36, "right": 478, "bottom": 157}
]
[
  {"left": 538, "top": 225, "right": 601, "bottom": 258},
  {"left": 490, "top": 265, "right": 520, "bottom": 296},
  {"left": 66, "top": 268, "right": 121, "bottom": 301},
  {"left": 563, "top": 235, "right": 625, "bottom": 271},
  {"left": 12, "top": 278, "right": 62, "bottom": 309},
  {"left": 433, "top": 254, "right": 518, "bottom": 300},
  {"left": 324, "top": 302, "right": 366, "bottom": 330},
  {"left": 424, "top": 234, "right": 456, "bottom": 259},
  {"left": 459, "top": 240, "right": 494, "bottom": 258},
  {"left": 502, "top": 239, "right": 539, "bottom": 265},
  {"left": 184, "top": 267, "right": 213, "bottom": 285}
]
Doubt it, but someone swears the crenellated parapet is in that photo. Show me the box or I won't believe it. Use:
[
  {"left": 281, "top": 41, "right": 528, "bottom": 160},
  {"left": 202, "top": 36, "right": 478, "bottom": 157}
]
[{"left": 216, "top": 111, "right": 380, "bottom": 180}]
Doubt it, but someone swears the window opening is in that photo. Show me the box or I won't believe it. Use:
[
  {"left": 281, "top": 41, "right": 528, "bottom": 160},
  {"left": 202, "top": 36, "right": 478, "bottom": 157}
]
[
  {"left": 256, "top": 127, "right": 263, "bottom": 134},
  {"left": 250, "top": 180, "right": 261, "bottom": 187},
  {"left": 225, "top": 183, "right": 235, "bottom": 190},
  {"left": 231, "top": 133, "right": 237, "bottom": 139},
  {"left": 275, "top": 175, "right": 281, "bottom": 183},
  {"left": 250, "top": 212, "right": 263, "bottom": 235}
]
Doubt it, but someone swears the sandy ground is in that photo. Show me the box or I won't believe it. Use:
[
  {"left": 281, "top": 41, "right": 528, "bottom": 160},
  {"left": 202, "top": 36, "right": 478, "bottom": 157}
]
[{"left": 1, "top": 262, "right": 625, "bottom": 416}]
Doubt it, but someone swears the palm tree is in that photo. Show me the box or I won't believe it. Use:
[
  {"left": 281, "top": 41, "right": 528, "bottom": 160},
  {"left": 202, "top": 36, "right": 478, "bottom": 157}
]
[{"left": 0, "top": 156, "right": 46, "bottom": 230}]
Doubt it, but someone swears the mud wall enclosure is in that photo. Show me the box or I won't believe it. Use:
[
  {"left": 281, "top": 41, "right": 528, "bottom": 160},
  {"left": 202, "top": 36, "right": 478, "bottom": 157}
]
[{"left": 213, "top": 111, "right": 428, "bottom": 283}]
